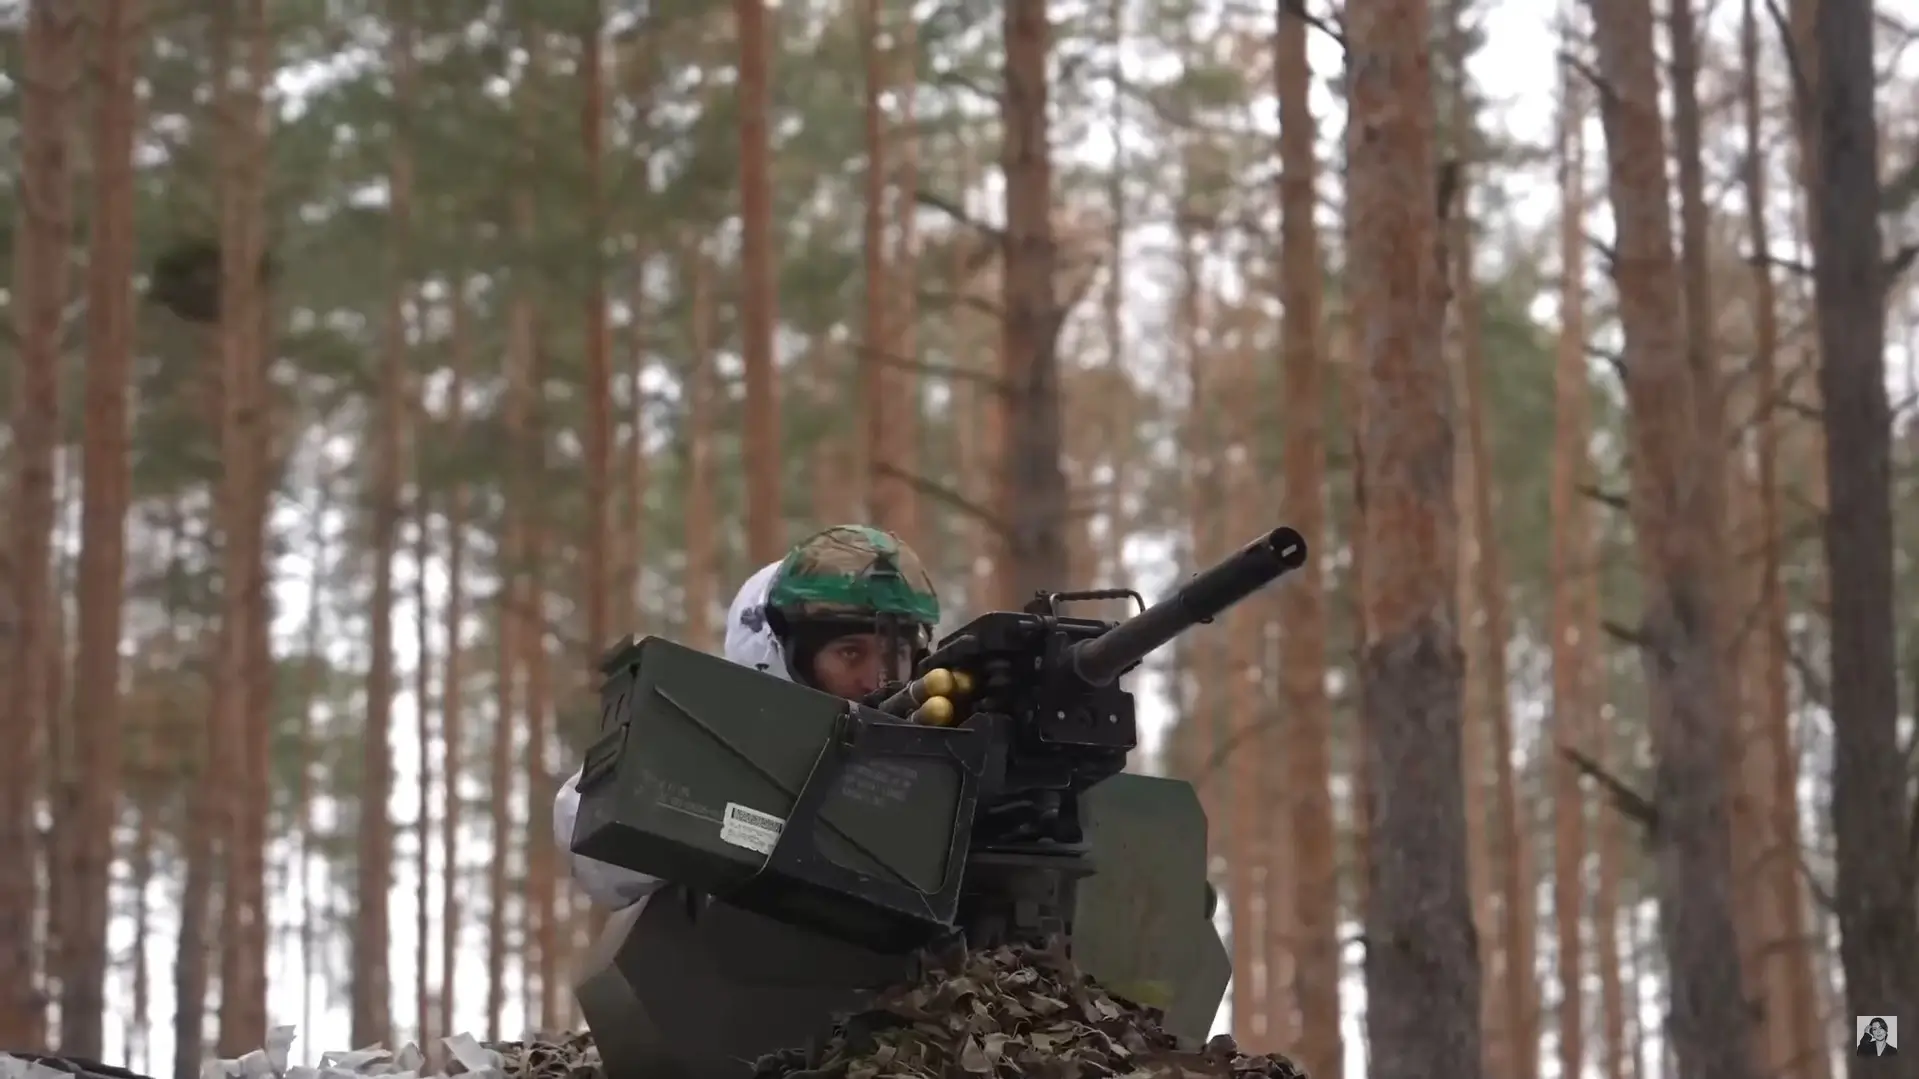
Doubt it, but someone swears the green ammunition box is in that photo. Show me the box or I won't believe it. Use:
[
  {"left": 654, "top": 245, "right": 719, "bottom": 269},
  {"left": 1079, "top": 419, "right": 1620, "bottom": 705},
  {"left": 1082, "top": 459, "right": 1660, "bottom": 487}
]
[{"left": 570, "top": 635, "right": 977, "bottom": 950}]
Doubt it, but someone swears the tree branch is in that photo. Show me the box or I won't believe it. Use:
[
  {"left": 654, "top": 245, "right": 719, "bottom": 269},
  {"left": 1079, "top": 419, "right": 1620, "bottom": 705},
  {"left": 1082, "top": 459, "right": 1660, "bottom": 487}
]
[
  {"left": 875, "top": 462, "right": 1006, "bottom": 535},
  {"left": 1884, "top": 242, "right": 1919, "bottom": 289},
  {"left": 1762, "top": 0, "right": 1814, "bottom": 124},
  {"left": 1602, "top": 619, "right": 1650, "bottom": 649},
  {"left": 1280, "top": 0, "right": 1347, "bottom": 50},
  {"left": 1579, "top": 483, "right": 1630, "bottom": 512},
  {"left": 1559, "top": 50, "right": 1619, "bottom": 111},
  {"left": 1561, "top": 743, "right": 1659, "bottom": 832},
  {"left": 915, "top": 188, "right": 1004, "bottom": 248},
  {"left": 861, "top": 343, "right": 1009, "bottom": 393},
  {"left": 1784, "top": 641, "right": 1832, "bottom": 710},
  {"left": 917, "top": 287, "right": 1002, "bottom": 320}
]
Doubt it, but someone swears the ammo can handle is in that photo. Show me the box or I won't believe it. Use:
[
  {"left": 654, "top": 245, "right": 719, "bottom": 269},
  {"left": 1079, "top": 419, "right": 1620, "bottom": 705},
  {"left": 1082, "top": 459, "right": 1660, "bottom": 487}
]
[{"left": 1067, "top": 526, "right": 1309, "bottom": 687}]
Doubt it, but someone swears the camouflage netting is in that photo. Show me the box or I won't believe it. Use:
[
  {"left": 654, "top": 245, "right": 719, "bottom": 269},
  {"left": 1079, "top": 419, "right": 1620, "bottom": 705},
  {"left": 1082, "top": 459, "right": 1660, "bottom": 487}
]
[{"left": 1, "top": 943, "right": 1303, "bottom": 1079}]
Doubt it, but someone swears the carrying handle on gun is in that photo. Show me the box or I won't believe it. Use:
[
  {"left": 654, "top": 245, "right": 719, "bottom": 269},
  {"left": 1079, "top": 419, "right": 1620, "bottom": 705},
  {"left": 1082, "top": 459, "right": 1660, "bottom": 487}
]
[{"left": 1067, "top": 526, "right": 1309, "bottom": 687}]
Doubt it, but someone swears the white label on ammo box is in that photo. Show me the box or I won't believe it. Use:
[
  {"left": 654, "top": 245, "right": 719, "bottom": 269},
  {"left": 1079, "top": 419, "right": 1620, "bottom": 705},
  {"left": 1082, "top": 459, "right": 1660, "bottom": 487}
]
[{"left": 719, "top": 801, "right": 785, "bottom": 855}]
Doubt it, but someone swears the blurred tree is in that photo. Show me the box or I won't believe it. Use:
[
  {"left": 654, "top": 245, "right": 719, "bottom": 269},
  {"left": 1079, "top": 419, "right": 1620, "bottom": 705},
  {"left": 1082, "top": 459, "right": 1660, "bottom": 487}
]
[
  {"left": 61, "top": 0, "right": 145, "bottom": 1056},
  {"left": 0, "top": 0, "right": 79, "bottom": 1045},
  {"left": 1588, "top": 0, "right": 1755, "bottom": 1074}
]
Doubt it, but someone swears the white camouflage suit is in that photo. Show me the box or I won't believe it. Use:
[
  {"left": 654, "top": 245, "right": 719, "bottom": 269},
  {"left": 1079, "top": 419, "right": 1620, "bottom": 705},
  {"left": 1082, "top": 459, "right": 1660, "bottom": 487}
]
[{"left": 550, "top": 559, "right": 792, "bottom": 911}]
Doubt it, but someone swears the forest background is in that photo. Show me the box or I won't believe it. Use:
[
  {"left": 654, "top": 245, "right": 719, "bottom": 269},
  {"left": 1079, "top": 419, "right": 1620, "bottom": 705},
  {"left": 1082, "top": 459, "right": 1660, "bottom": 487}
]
[{"left": 3, "top": 0, "right": 1918, "bottom": 1078}]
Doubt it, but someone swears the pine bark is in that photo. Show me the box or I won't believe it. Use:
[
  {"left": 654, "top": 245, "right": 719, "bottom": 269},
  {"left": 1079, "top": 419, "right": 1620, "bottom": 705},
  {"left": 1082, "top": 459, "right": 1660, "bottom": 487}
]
[
  {"left": 862, "top": 0, "right": 907, "bottom": 534},
  {"left": 1274, "top": 10, "right": 1338, "bottom": 1075},
  {"left": 413, "top": 486, "right": 434, "bottom": 1048},
  {"left": 684, "top": 243, "right": 718, "bottom": 646},
  {"left": 1809, "top": 0, "right": 1919, "bottom": 1065},
  {"left": 524, "top": 524, "right": 558, "bottom": 1032},
  {"left": 1443, "top": 12, "right": 1534, "bottom": 1073},
  {"left": 736, "top": 0, "right": 784, "bottom": 563},
  {"left": 1345, "top": 1, "right": 1482, "bottom": 1077},
  {"left": 995, "top": 0, "right": 1070, "bottom": 604},
  {"left": 1553, "top": 44, "right": 1625, "bottom": 1079},
  {"left": 215, "top": 0, "right": 275, "bottom": 1051},
  {"left": 1549, "top": 34, "right": 1593, "bottom": 1079},
  {"left": 62, "top": 0, "right": 143, "bottom": 1054},
  {"left": 352, "top": 0, "right": 413, "bottom": 1046},
  {"left": 295, "top": 475, "right": 334, "bottom": 1050},
  {"left": 890, "top": 18, "right": 922, "bottom": 542},
  {"left": 0, "top": 0, "right": 78, "bottom": 1045},
  {"left": 581, "top": 0, "right": 614, "bottom": 725},
  {"left": 439, "top": 284, "right": 471, "bottom": 1045},
  {"left": 1587, "top": 0, "right": 1756, "bottom": 1074},
  {"left": 1739, "top": 6, "right": 1827, "bottom": 1073}
]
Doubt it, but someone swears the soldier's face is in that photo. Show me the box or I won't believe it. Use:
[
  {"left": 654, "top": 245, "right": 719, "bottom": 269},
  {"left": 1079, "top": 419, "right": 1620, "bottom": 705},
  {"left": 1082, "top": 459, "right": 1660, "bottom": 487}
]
[{"left": 809, "top": 632, "right": 903, "bottom": 699}]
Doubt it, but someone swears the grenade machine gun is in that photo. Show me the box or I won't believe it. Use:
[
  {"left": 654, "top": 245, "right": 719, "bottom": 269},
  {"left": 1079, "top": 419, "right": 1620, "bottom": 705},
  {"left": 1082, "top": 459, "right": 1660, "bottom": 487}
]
[{"left": 566, "top": 527, "right": 1309, "bottom": 1076}]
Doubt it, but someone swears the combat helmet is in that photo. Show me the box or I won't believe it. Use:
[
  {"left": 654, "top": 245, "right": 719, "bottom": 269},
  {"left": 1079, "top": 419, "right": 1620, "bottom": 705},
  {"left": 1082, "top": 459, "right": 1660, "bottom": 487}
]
[{"left": 764, "top": 525, "right": 940, "bottom": 688}]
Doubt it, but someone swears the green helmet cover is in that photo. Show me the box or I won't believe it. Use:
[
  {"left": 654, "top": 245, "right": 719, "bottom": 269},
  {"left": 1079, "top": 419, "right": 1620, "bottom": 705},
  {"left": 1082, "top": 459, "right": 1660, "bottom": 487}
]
[{"left": 766, "top": 525, "right": 940, "bottom": 626}]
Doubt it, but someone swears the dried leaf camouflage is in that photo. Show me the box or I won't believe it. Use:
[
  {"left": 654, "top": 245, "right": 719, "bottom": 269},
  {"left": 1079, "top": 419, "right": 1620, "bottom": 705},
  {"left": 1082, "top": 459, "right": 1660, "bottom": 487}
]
[{"left": 747, "top": 941, "right": 1305, "bottom": 1079}]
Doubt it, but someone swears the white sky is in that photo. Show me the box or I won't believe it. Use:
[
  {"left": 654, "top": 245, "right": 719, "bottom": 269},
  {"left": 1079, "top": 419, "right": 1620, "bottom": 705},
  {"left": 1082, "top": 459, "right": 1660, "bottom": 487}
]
[{"left": 83, "top": 0, "right": 1919, "bottom": 1075}]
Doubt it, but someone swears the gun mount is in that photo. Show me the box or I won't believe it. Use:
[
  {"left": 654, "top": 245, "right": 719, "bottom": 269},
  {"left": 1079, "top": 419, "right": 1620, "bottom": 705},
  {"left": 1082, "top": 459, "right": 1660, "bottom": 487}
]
[{"left": 567, "top": 526, "right": 1308, "bottom": 1078}]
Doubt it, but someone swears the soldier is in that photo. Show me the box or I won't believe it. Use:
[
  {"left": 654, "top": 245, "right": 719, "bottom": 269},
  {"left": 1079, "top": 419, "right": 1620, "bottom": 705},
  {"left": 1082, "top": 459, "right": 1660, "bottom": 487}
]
[{"left": 552, "top": 523, "right": 942, "bottom": 909}]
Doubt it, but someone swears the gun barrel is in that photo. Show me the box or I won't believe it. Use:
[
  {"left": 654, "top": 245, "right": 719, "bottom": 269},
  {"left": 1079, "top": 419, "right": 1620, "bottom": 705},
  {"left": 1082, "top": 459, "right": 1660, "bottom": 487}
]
[{"left": 1068, "top": 526, "right": 1308, "bottom": 687}]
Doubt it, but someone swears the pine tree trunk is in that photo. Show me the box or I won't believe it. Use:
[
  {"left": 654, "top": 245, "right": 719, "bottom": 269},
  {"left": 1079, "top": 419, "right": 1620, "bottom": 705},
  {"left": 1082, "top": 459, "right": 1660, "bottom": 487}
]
[
  {"left": 296, "top": 474, "right": 333, "bottom": 1056},
  {"left": 413, "top": 488, "right": 434, "bottom": 1049},
  {"left": 178, "top": 340, "right": 226, "bottom": 1077},
  {"left": 1223, "top": 323, "right": 1272, "bottom": 1047},
  {"left": 1345, "top": 1, "right": 1482, "bottom": 1076},
  {"left": 46, "top": 510, "right": 71, "bottom": 1046},
  {"left": 861, "top": 0, "right": 903, "bottom": 533},
  {"left": 949, "top": 140, "right": 997, "bottom": 615},
  {"left": 1099, "top": 0, "right": 1131, "bottom": 632},
  {"left": 1441, "top": 14, "right": 1524, "bottom": 1073},
  {"left": 1587, "top": 0, "right": 1755, "bottom": 1074},
  {"left": 353, "top": 0, "right": 411, "bottom": 1045},
  {"left": 684, "top": 242, "right": 718, "bottom": 646},
  {"left": 0, "top": 0, "right": 77, "bottom": 1046},
  {"left": 1274, "top": 9, "right": 1338, "bottom": 1072},
  {"left": 489, "top": 29, "right": 544, "bottom": 1033},
  {"left": 1809, "top": 0, "right": 1919, "bottom": 1063},
  {"left": 439, "top": 285, "right": 471, "bottom": 1047},
  {"left": 63, "top": 0, "right": 142, "bottom": 1053},
  {"left": 1549, "top": 31, "right": 1592, "bottom": 1079},
  {"left": 996, "top": 0, "right": 1069, "bottom": 603},
  {"left": 1739, "top": 7, "right": 1826, "bottom": 1074},
  {"left": 1332, "top": 311, "right": 1373, "bottom": 968},
  {"left": 580, "top": 0, "right": 614, "bottom": 755},
  {"left": 619, "top": 287, "right": 649, "bottom": 630},
  {"left": 129, "top": 804, "right": 152, "bottom": 1072},
  {"left": 890, "top": 15, "right": 922, "bottom": 542},
  {"left": 524, "top": 536, "right": 559, "bottom": 1033},
  {"left": 1555, "top": 46, "right": 1625, "bottom": 1079},
  {"left": 1669, "top": 12, "right": 1772, "bottom": 1071},
  {"left": 484, "top": 538, "right": 517, "bottom": 1045},
  {"left": 736, "top": 0, "right": 783, "bottom": 563},
  {"left": 216, "top": 0, "right": 275, "bottom": 1051}
]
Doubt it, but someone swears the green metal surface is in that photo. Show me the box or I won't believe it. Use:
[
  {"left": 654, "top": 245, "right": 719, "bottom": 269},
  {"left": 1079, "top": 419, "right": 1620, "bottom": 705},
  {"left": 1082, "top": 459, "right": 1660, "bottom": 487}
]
[
  {"left": 1070, "top": 773, "right": 1230, "bottom": 1041},
  {"left": 576, "top": 887, "right": 915, "bottom": 1079}
]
